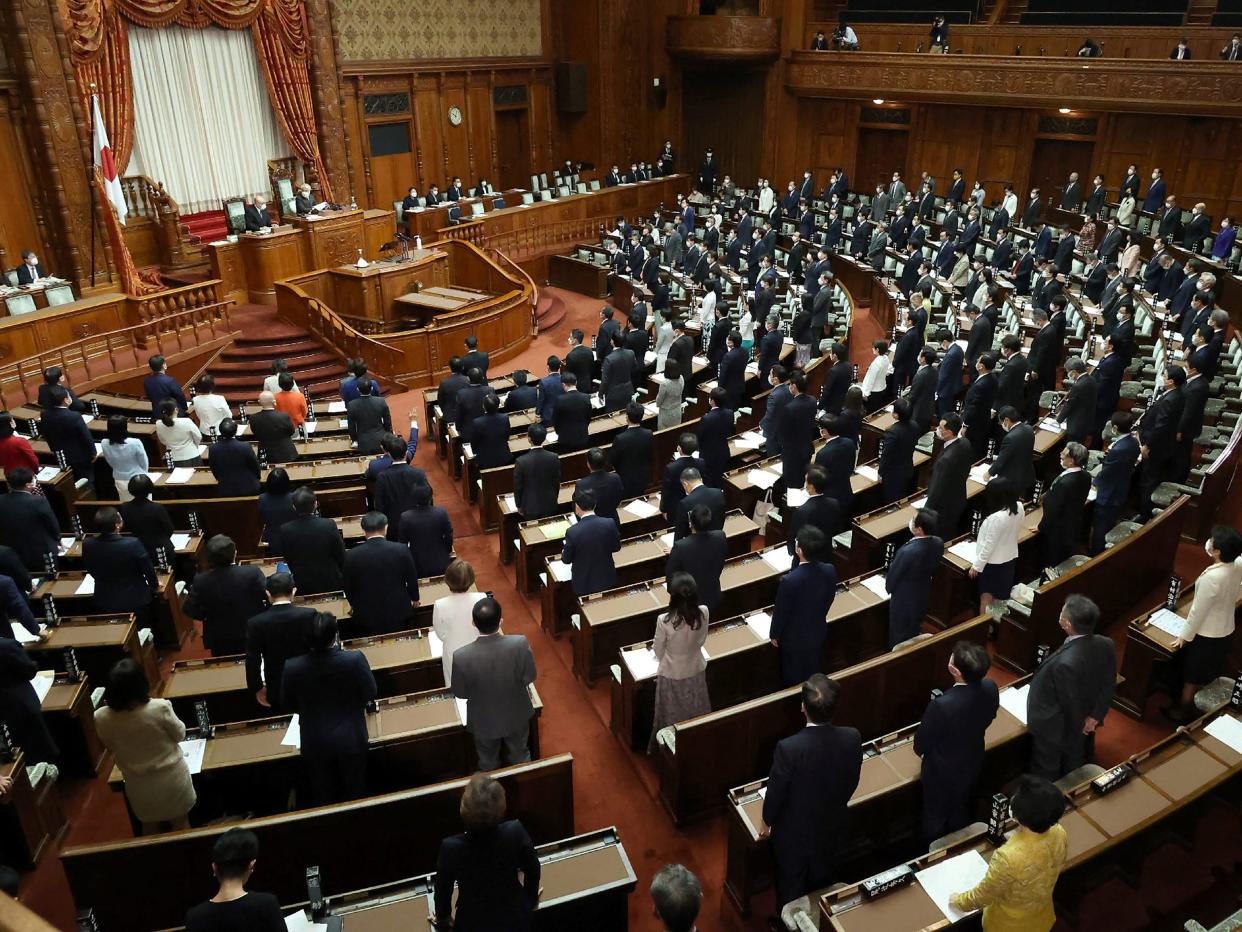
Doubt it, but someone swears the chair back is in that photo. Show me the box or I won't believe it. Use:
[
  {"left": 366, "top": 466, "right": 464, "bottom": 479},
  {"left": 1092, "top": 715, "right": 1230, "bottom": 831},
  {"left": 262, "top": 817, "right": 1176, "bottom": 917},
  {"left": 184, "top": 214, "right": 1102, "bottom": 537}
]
[
  {"left": 44, "top": 285, "right": 76, "bottom": 307},
  {"left": 6, "top": 294, "right": 36, "bottom": 316}
]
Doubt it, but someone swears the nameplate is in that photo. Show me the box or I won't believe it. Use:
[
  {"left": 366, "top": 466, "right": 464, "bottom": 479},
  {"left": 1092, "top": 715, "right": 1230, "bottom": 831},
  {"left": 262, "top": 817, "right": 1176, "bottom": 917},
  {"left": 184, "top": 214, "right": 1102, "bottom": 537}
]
[
  {"left": 861, "top": 863, "right": 915, "bottom": 898},
  {"left": 1091, "top": 763, "right": 1134, "bottom": 795}
]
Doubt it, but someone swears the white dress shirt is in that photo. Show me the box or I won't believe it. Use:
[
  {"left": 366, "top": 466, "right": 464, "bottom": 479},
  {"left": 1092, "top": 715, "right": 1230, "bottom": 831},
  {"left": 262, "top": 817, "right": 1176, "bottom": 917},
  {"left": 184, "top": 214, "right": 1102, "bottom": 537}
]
[
  {"left": 192, "top": 393, "right": 232, "bottom": 433},
  {"left": 972, "top": 506, "right": 1025, "bottom": 571},
  {"left": 861, "top": 353, "right": 892, "bottom": 398}
]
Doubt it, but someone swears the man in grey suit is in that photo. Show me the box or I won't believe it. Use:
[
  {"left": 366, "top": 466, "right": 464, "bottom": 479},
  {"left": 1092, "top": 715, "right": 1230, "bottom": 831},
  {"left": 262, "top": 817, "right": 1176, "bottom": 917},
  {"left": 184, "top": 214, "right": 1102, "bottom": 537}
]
[
  {"left": 450, "top": 597, "right": 538, "bottom": 770},
  {"left": 1026, "top": 595, "right": 1116, "bottom": 780}
]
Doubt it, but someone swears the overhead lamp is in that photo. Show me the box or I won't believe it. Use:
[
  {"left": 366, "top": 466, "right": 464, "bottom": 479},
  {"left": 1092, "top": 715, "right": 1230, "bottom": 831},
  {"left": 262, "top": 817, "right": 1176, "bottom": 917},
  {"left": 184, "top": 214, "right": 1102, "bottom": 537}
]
[{"left": 873, "top": 98, "right": 885, "bottom": 104}]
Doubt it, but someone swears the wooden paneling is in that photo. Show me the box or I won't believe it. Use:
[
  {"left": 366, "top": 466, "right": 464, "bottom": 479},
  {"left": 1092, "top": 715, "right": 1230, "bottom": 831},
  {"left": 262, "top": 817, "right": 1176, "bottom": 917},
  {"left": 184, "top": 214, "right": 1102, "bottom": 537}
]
[
  {"left": 0, "top": 94, "right": 41, "bottom": 272},
  {"left": 682, "top": 67, "right": 767, "bottom": 188}
]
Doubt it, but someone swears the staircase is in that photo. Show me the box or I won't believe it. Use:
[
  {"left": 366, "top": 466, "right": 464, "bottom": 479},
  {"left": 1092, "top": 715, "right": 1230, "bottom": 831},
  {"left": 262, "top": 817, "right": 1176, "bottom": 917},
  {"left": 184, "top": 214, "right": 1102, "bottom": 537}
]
[{"left": 536, "top": 291, "right": 568, "bottom": 333}]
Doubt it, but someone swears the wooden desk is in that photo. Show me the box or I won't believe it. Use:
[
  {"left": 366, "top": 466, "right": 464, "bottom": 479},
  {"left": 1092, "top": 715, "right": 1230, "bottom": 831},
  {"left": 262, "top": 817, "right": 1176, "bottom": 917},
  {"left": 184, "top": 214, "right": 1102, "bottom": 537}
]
[
  {"left": 549, "top": 254, "right": 610, "bottom": 297},
  {"left": 322, "top": 827, "right": 636, "bottom": 932},
  {"left": 328, "top": 249, "right": 449, "bottom": 328},
  {"left": 290, "top": 209, "right": 367, "bottom": 270},
  {"left": 162, "top": 626, "right": 445, "bottom": 725},
  {"left": 26, "top": 614, "right": 159, "bottom": 691},
  {"left": 41, "top": 675, "right": 105, "bottom": 778},
  {"left": 0, "top": 751, "right": 60, "bottom": 869},
  {"left": 32, "top": 570, "right": 190, "bottom": 650},
  {"left": 61, "top": 755, "right": 576, "bottom": 932},
  {"left": 656, "top": 613, "right": 993, "bottom": 824}
]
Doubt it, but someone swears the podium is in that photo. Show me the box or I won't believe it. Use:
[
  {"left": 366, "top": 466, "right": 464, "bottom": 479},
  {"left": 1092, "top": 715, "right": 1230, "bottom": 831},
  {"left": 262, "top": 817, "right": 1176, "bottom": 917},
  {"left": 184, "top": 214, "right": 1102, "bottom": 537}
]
[{"left": 289, "top": 207, "right": 367, "bottom": 269}]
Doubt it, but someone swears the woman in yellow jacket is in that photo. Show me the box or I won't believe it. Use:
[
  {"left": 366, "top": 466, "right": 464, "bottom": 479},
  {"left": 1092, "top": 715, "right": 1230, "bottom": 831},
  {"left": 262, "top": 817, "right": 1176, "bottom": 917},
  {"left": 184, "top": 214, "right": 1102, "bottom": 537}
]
[{"left": 950, "top": 775, "right": 1068, "bottom": 931}]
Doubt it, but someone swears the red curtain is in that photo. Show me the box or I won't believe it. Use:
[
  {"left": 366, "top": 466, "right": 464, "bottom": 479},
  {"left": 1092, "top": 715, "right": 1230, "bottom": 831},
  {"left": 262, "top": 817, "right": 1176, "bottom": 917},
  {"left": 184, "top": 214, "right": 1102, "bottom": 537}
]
[{"left": 75, "top": 10, "right": 134, "bottom": 172}]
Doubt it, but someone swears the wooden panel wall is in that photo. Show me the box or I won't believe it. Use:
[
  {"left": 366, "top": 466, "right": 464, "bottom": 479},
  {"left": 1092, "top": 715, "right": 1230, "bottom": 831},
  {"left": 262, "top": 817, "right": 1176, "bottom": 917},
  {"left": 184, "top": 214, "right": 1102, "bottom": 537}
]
[
  {"left": 0, "top": 89, "right": 43, "bottom": 272},
  {"left": 341, "top": 62, "right": 556, "bottom": 210}
]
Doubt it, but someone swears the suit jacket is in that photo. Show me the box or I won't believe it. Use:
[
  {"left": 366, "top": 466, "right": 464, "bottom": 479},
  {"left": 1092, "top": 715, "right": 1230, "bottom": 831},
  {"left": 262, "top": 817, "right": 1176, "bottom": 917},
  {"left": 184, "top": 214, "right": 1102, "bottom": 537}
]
[
  {"left": 471, "top": 413, "right": 512, "bottom": 469},
  {"left": 696, "top": 406, "right": 734, "bottom": 486},
  {"left": 926, "top": 439, "right": 975, "bottom": 534},
  {"left": 1039, "top": 469, "right": 1091, "bottom": 547},
  {"left": 880, "top": 419, "right": 921, "bottom": 501},
  {"left": 574, "top": 470, "right": 625, "bottom": 523},
  {"left": 248, "top": 409, "right": 298, "bottom": 464},
  {"left": 885, "top": 534, "right": 945, "bottom": 642},
  {"left": 184, "top": 564, "right": 268, "bottom": 655},
  {"left": 994, "top": 353, "right": 1028, "bottom": 413},
  {"left": 1081, "top": 262, "right": 1108, "bottom": 304},
  {"left": 914, "top": 679, "right": 1000, "bottom": 806},
  {"left": 757, "top": 328, "right": 784, "bottom": 383},
  {"left": 600, "top": 348, "right": 635, "bottom": 408},
  {"left": 1052, "top": 234, "right": 1076, "bottom": 275},
  {"left": 718, "top": 347, "right": 748, "bottom": 408},
  {"left": 1028, "top": 324, "right": 1060, "bottom": 389},
  {"left": 908, "top": 365, "right": 936, "bottom": 432},
  {"left": 562, "top": 514, "right": 621, "bottom": 596},
  {"left": 608, "top": 426, "right": 653, "bottom": 498},
  {"left": 1142, "top": 178, "right": 1166, "bottom": 214},
  {"left": 295, "top": 193, "right": 314, "bottom": 214},
  {"left": 14, "top": 263, "right": 45, "bottom": 286},
  {"left": 204, "top": 437, "right": 260, "bottom": 497},
  {"left": 118, "top": 497, "right": 175, "bottom": 564},
  {"left": 780, "top": 394, "right": 818, "bottom": 485},
  {"left": 552, "top": 390, "right": 592, "bottom": 451},
  {"left": 771, "top": 560, "right": 838, "bottom": 684},
  {"left": 536, "top": 373, "right": 564, "bottom": 424},
  {"left": 1179, "top": 374, "right": 1210, "bottom": 443},
  {"left": 813, "top": 436, "right": 857, "bottom": 512},
  {"left": 706, "top": 322, "right": 729, "bottom": 366},
  {"left": 1096, "top": 227, "right": 1124, "bottom": 263},
  {"left": 450, "top": 634, "right": 536, "bottom": 739},
  {"left": 560, "top": 346, "right": 594, "bottom": 394},
  {"left": 143, "top": 373, "right": 187, "bottom": 417},
  {"left": 1156, "top": 207, "right": 1182, "bottom": 243},
  {"left": 372, "top": 462, "right": 431, "bottom": 534},
  {"left": 343, "top": 537, "right": 420, "bottom": 633},
  {"left": 762, "top": 724, "right": 862, "bottom": 869},
  {"left": 990, "top": 422, "right": 1036, "bottom": 491},
  {"left": 1140, "top": 386, "right": 1183, "bottom": 457},
  {"left": 82, "top": 533, "right": 157, "bottom": 613},
  {"left": 1027, "top": 633, "right": 1116, "bottom": 747},
  {"left": 346, "top": 396, "right": 392, "bottom": 455},
  {"left": 1093, "top": 435, "right": 1140, "bottom": 508},
  {"left": 674, "top": 484, "right": 726, "bottom": 540},
  {"left": 40, "top": 405, "right": 96, "bottom": 477},
  {"left": 964, "top": 315, "right": 994, "bottom": 372},
  {"left": 280, "top": 514, "right": 346, "bottom": 595},
  {"left": 1092, "top": 354, "right": 1124, "bottom": 425},
  {"left": 1061, "top": 376, "right": 1098, "bottom": 442},
  {"left": 0, "top": 491, "right": 60, "bottom": 571},
  {"left": 1060, "top": 182, "right": 1081, "bottom": 211},
  {"left": 936, "top": 343, "right": 965, "bottom": 414},
  {"left": 660, "top": 455, "right": 699, "bottom": 519},
  {"left": 434, "top": 820, "right": 540, "bottom": 932},
  {"left": 1085, "top": 185, "right": 1106, "bottom": 217},
  {"left": 244, "top": 205, "right": 272, "bottom": 232},
  {"left": 513, "top": 447, "right": 561, "bottom": 518},
  {"left": 1022, "top": 197, "right": 1042, "bottom": 228},
  {"left": 281, "top": 648, "right": 377, "bottom": 759},
  {"left": 961, "top": 372, "right": 997, "bottom": 438},
  {"left": 819, "top": 361, "right": 853, "bottom": 415},
  {"left": 398, "top": 505, "right": 454, "bottom": 578},
  {"left": 503, "top": 385, "right": 539, "bottom": 414},
  {"left": 245, "top": 602, "right": 316, "bottom": 710},
  {"left": 787, "top": 494, "right": 844, "bottom": 554},
  {"left": 596, "top": 320, "right": 621, "bottom": 363},
  {"left": 663, "top": 530, "right": 726, "bottom": 613},
  {"left": 1183, "top": 213, "right": 1211, "bottom": 251},
  {"left": 437, "top": 373, "right": 470, "bottom": 423}
]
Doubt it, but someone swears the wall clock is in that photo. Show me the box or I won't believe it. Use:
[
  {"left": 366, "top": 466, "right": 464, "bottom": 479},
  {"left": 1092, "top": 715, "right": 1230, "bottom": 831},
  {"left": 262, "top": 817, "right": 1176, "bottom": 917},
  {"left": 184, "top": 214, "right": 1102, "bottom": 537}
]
[{"left": 448, "top": 106, "right": 463, "bottom": 126}]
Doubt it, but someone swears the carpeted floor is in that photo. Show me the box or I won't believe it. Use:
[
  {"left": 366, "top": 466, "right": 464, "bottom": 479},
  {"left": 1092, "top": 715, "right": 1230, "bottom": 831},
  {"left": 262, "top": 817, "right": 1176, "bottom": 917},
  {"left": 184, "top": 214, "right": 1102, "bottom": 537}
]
[{"left": 17, "top": 288, "right": 1238, "bottom": 931}]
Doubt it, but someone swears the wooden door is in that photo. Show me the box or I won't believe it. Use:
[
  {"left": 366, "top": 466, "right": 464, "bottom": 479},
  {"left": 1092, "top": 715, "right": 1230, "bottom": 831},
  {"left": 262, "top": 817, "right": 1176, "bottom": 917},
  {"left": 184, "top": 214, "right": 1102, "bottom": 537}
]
[
  {"left": 1030, "top": 138, "right": 1095, "bottom": 208},
  {"left": 494, "top": 108, "right": 531, "bottom": 192},
  {"left": 854, "top": 127, "right": 909, "bottom": 197}
]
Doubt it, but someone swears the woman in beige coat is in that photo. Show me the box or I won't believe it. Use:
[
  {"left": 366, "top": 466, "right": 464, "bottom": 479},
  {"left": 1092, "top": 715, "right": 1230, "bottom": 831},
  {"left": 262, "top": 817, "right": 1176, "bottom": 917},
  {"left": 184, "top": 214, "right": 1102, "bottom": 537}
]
[
  {"left": 95, "top": 659, "right": 196, "bottom": 833},
  {"left": 648, "top": 572, "right": 710, "bottom": 751}
]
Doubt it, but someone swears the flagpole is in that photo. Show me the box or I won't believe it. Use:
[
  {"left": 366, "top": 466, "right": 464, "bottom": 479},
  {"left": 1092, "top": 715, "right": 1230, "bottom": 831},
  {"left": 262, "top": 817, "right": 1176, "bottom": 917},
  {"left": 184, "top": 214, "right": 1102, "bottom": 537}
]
[{"left": 89, "top": 84, "right": 97, "bottom": 288}]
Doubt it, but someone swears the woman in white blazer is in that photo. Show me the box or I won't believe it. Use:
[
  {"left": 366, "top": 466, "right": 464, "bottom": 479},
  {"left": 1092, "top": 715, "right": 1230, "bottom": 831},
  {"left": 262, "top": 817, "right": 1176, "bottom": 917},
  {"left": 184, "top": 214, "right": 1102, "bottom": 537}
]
[
  {"left": 969, "top": 478, "right": 1025, "bottom": 616},
  {"left": 431, "top": 559, "right": 487, "bottom": 687}
]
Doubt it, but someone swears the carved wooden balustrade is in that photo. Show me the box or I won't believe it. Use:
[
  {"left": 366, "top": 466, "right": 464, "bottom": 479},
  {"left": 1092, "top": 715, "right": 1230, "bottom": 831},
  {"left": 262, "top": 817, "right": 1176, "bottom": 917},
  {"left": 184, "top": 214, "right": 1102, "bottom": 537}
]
[
  {"left": 471, "top": 215, "right": 620, "bottom": 263},
  {"left": 120, "top": 175, "right": 204, "bottom": 271},
  {"left": 276, "top": 285, "right": 407, "bottom": 381}
]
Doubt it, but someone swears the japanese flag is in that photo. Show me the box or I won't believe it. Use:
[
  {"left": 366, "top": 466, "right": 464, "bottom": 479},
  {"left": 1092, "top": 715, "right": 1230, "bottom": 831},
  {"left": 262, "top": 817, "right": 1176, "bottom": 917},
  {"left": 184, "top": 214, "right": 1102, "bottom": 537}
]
[{"left": 92, "top": 95, "right": 127, "bottom": 226}]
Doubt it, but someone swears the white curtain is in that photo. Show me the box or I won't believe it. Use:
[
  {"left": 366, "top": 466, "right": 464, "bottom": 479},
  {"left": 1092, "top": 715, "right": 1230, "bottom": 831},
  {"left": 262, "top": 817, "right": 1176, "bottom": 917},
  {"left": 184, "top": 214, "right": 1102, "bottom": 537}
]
[{"left": 128, "top": 25, "right": 290, "bottom": 215}]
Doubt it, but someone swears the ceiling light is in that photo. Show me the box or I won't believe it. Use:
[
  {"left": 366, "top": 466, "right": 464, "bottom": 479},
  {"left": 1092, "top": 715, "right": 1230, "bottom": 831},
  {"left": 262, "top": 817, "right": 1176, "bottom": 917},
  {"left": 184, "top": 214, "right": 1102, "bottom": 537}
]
[
  {"left": 1058, "top": 107, "right": 1071, "bottom": 114},
  {"left": 873, "top": 98, "right": 885, "bottom": 105}
]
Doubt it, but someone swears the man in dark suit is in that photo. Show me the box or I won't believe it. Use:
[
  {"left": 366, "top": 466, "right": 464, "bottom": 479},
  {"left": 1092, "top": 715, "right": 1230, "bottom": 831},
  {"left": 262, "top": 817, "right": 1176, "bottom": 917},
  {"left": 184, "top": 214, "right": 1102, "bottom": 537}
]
[
  {"left": 756, "top": 315, "right": 783, "bottom": 385},
  {"left": 206, "top": 418, "right": 261, "bottom": 496},
  {"left": 14, "top": 249, "right": 46, "bottom": 286},
  {"left": 961, "top": 353, "right": 998, "bottom": 460},
  {"left": 770, "top": 527, "right": 837, "bottom": 686},
  {"left": 673, "top": 467, "right": 726, "bottom": 540},
  {"left": 280, "top": 487, "right": 346, "bottom": 595},
  {"left": 761, "top": 366, "right": 792, "bottom": 458},
  {"left": 907, "top": 349, "right": 937, "bottom": 434},
  {"left": 596, "top": 306, "right": 621, "bottom": 367},
  {"left": 926, "top": 415, "right": 975, "bottom": 537},
  {"left": 818, "top": 343, "right": 852, "bottom": 415},
  {"left": 623, "top": 315, "right": 649, "bottom": 384},
  {"left": 82, "top": 507, "right": 158, "bottom": 622},
  {"left": 608, "top": 403, "right": 653, "bottom": 498},
  {"left": 993, "top": 335, "right": 1028, "bottom": 415},
  {"left": 1010, "top": 242, "right": 1036, "bottom": 296},
  {"left": 552, "top": 372, "right": 592, "bottom": 452},
  {"left": 935, "top": 330, "right": 964, "bottom": 417},
  {"left": 667, "top": 320, "right": 696, "bottom": 401},
  {"left": 513, "top": 424, "right": 561, "bottom": 519},
  {"left": 248, "top": 391, "right": 298, "bottom": 464},
  {"left": 450, "top": 597, "right": 537, "bottom": 769},
  {"left": 1052, "top": 227, "right": 1076, "bottom": 276},
  {"left": 40, "top": 386, "right": 96, "bottom": 485},
  {"left": 1096, "top": 220, "right": 1124, "bottom": 264},
  {"left": 1091, "top": 335, "right": 1125, "bottom": 442},
  {"left": 37, "top": 366, "right": 86, "bottom": 412},
  {"left": 1084, "top": 175, "right": 1106, "bottom": 217},
  {"left": 1057, "top": 358, "right": 1098, "bottom": 445},
  {"left": 788, "top": 465, "right": 845, "bottom": 555},
  {"left": 760, "top": 674, "right": 862, "bottom": 910},
  {"left": 245, "top": 571, "right": 316, "bottom": 711},
  {"left": 1039, "top": 442, "right": 1092, "bottom": 572},
  {"left": 471, "top": 394, "right": 512, "bottom": 470},
  {"left": 343, "top": 512, "right": 420, "bottom": 635},
  {"left": 780, "top": 373, "right": 818, "bottom": 491},
  {"left": 880, "top": 398, "right": 921, "bottom": 504},
  {"left": 436, "top": 357, "right": 469, "bottom": 424},
  {"left": 696, "top": 387, "right": 734, "bottom": 488},
  {"left": 1138, "top": 366, "right": 1186, "bottom": 520},
  {"left": 143, "top": 354, "right": 187, "bottom": 418},
  {"left": 1026, "top": 595, "right": 1116, "bottom": 779},
  {"left": 281, "top": 612, "right": 377, "bottom": 805},
  {"left": 345, "top": 379, "right": 392, "bottom": 455},
  {"left": 1175, "top": 362, "right": 1210, "bottom": 482},
  {"left": 963, "top": 305, "right": 994, "bottom": 379},
  {"left": 1021, "top": 188, "right": 1042, "bottom": 228},
  {"left": 563, "top": 330, "right": 595, "bottom": 391},
  {"left": 575, "top": 448, "right": 625, "bottom": 523},
  {"left": 1080, "top": 253, "right": 1107, "bottom": 304},
  {"left": 891, "top": 311, "right": 924, "bottom": 393},
  {"left": 885, "top": 508, "right": 943, "bottom": 647},
  {"left": 294, "top": 182, "right": 315, "bottom": 213},
  {"left": 813, "top": 415, "right": 856, "bottom": 517},
  {"left": 914, "top": 641, "right": 999, "bottom": 845},
  {"left": 717, "top": 331, "right": 748, "bottom": 412},
  {"left": 397, "top": 484, "right": 455, "bottom": 578},
  {"left": 244, "top": 196, "right": 272, "bottom": 232},
  {"left": 536, "top": 357, "right": 564, "bottom": 426},
  {"left": 599, "top": 330, "right": 636, "bottom": 413},
  {"left": 1090, "top": 412, "right": 1140, "bottom": 554},
  {"left": 1026, "top": 308, "right": 1060, "bottom": 402},
  {"left": 184, "top": 534, "right": 268, "bottom": 656},
  {"left": 502, "top": 370, "right": 539, "bottom": 413},
  {"left": 1183, "top": 203, "right": 1211, "bottom": 251},
  {"left": 665, "top": 504, "right": 727, "bottom": 614},
  {"left": 562, "top": 490, "right": 622, "bottom": 597},
  {"left": 372, "top": 434, "right": 430, "bottom": 536},
  {"left": 989, "top": 407, "right": 1035, "bottom": 494},
  {"left": 1059, "top": 173, "right": 1081, "bottom": 211}
]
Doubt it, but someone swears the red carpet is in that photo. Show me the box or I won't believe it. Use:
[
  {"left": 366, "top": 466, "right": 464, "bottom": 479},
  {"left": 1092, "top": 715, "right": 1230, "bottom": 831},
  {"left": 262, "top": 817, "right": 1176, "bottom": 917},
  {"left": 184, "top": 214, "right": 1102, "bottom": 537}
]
[{"left": 179, "top": 209, "right": 227, "bottom": 246}]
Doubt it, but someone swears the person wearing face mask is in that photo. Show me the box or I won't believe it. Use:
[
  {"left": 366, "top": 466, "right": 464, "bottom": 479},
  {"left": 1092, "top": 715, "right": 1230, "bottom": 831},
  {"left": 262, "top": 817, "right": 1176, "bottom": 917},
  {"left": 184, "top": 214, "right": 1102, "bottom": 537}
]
[
  {"left": 988, "top": 407, "right": 1035, "bottom": 496},
  {"left": 15, "top": 250, "right": 46, "bottom": 286},
  {"left": 294, "top": 182, "right": 314, "bottom": 215},
  {"left": 1141, "top": 167, "right": 1166, "bottom": 214},
  {"left": 884, "top": 507, "right": 943, "bottom": 647},
  {"left": 1138, "top": 366, "right": 1186, "bottom": 521},
  {"left": 1162, "top": 526, "right": 1242, "bottom": 724},
  {"left": 1038, "top": 442, "right": 1091, "bottom": 577},
  {"left": 1056, "top": 358, "right": 1097, "bottom": 446},
  {"left": 925, "top": 415, "right": 975, "bottom": 538}
]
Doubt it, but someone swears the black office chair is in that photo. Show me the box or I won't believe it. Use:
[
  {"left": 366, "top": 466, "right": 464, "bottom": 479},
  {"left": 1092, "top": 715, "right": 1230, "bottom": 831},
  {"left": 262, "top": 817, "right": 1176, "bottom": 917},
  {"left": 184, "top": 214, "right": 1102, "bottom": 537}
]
[
  {"left": 447, "top": 206, "right": 462, "bottom": 225},
  {"left": 493, "top": 198, "right": 506, "bottom": 209}
]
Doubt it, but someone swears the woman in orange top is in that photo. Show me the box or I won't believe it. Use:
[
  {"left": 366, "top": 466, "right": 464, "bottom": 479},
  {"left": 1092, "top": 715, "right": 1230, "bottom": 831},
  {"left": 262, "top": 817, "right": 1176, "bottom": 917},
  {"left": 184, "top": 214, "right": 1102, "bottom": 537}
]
[
  {"left": 273, "top": 372, "right": 307, "bottom": 429},
  {"left": 0, "top": 412, "right": 39, "bottom": 475}
]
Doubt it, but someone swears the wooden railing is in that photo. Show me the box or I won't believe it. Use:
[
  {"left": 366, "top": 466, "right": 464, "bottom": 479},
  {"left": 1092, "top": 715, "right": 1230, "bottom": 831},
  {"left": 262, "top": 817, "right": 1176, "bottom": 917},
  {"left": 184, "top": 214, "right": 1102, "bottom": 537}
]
[
  {"left": 275, "top": 284, "right": 408, "bottom": 383},
  {"left": 129, "top": 279, "right": 224, "bottom": 323},
  {"left": 0, "top": 301, "right": 234, "bottom": 410},
  {"left": 476, "top": 215, "right": 616, "bottom": 262},
  {"left": 489, "top": 247, "right": 540, "bottom": 335},
  {"left": 120, "top": 175, "right": 203, "bottom": 270}
]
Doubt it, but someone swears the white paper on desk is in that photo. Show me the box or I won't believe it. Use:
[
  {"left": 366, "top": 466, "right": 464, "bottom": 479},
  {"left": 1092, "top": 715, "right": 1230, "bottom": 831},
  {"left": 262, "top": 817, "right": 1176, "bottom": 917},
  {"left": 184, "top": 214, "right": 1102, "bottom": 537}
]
[
  {"left": 745, "top": 611, "right": 772, "bottom": 640},
  {"left": 623, "top": 498, "right": 659, "bottom": 519},
  {"left": 650, "top": 372, "right": 665, "bottom": 384},
  {"left": 761, "top": 549, "right": 794, "bottom": 573},
  {"left": 969, "top": 463, "right": 992, "bottom": 484},
  {"left": 590, "top": 395, "right": 605, "bottom": 409},
  {"left": 171, "top": 533, "right": 191, "bottom": 550},
  {"left": 734, "top": 433, "right": 765, "bottom": 451},
  {"left": 179, "top": 737, "right": 206, "bottom": 775},
  {"left": 949, "top": 540, "right": 978, "bottom": 564},
  {"left": 501, "top": 493, "right": 517, "bottom": 511},
  {"left": 426, "top": 631, "right": 444, "bottom": 658},
  {"left": 1203, "top": 714, "right": 1242, "bottom": 755},
  {"left": 999, "top": 683, "right": 1030, "bottom": 726},
  {"left": 856, "top": 464, "right": 879, "bottom": 482},
  {"left": 13, "top": 624, "right": 44, "bottom": 645},
  {"left": 545, "top": 430, "right": 559, "bottom": 444},
  {"left": 32, "top": 670, "right": 54, "bottom": 704},
  {"left": 548, "top": 559, "right": 572, "bottom": 583},
  {"left": 302, "top": 421, "right": 316, "bottom": 434},
  {"left": 658, "top": 531, "right": 675, "bottom": 550},
  {"left": 76, "top": 574, "right": 95, "bottom": 596},
  {"left": 81, "top": 414, "right": 94, "bottom": 424},
  {"left": 745, "top": 363, "right": 759, "bottom": 375},
  {"left": 911, "top": 496, "right": 929, "bottom": 509},
  {"left": 327, "top": 401, "right": 346, "bottom": 414},
  {"left": 623, "top": 647, "right": 659, "bottom": 681},
  {"left": 281, "top": 715, "right": 301, "bottom": 748},
  {"left": 147, "top": 472, "right": 164, "bottom": 484},
  {"left": 196, "top": 445, "right": 208, "bottom": 458},
  {"left": 36, "top": 466, "right": 60, "bottom": 483},
  {"left": 645, "top": 351, "right": 656, "bottom": 365},
  {"left": 1149, "top": 608, "right": 1189, "bottom": 639},
  {"left": 786, "top": 487, "right": 809, "bottom": 507},
  {"left": 166, "top": 468, "right": 195, "bottom": 484},
  {"left": 860, "top": 574, "right": 890, "bottom": 601},
  {"left": 284, "top": 908, "right": 329, "bottom": 932},
  {"left": 58, "top": 536, "right": 73, "bottom": 555},
  {"left": 643, "top": 402, "right": 659, "bottom": 417},
  {"left": 454, "top": 697, "right": 468, "bottom": 724},
  {"left": 1039, "top": 417, "right": 1062, "bottom": 432},
  {"left": 693, "top": 355, "right": 709, "bottom": 367},
  {"left": 916, "top": 849, "right": 990, "bottom": 922},
  {"left": 338, "top": 419, "right": 350, "bottom": 429},
  {"left": 94, "top": 442, "right": 103, "bottom": 456},
  {"left": 955, "top": 339, "right": 969, "bottom": 352},
  {"left": 748, "top": 469, "right": 780, "bottom": 490},
  {"left": 235, "top": 423, "right": 248, "bottom": 437}
]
